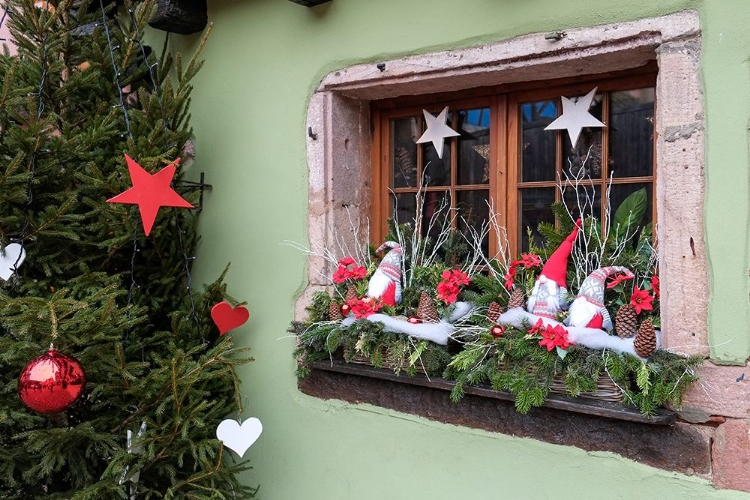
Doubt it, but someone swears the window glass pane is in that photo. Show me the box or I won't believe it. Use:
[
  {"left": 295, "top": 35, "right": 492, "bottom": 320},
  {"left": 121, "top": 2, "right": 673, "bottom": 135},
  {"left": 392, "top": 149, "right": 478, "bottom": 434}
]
[
  {"left": 520, "top": 100, "right": 558, "bottom": 182},
  {"left": 457, "top": 190, "right": 489, "bottom": 255},
  {"left": 609, "top": 88, "right": 654, "bottom": 178},
  {"left": 392, "top": 192, "right": 417, "bottom": 226},
  {"left": 457, "top": 108, "right": 490, "bottom": 185},
  {"left": 562, "top": 92, "right": 603, "bottom": 180},
  {"left": 519, "top": 187, "right": 556, "bottom": 252},
  {"left": 562, "top": 181, "right": 602, "bottom": 222},
  {"left": 391, "top": 117, "right": 419, "bottom": 188},
  {"left": 392, "top": 191, "right": 451, "bottom": 239},
  {"left": 609, "top": 183, "right": 653, "bottom": 237},
  {"left": 421, "top": 191, "right": 450, "bottom": 241},
  {"left": 422, "top": 112, "right": 451, "bottom": 187}
]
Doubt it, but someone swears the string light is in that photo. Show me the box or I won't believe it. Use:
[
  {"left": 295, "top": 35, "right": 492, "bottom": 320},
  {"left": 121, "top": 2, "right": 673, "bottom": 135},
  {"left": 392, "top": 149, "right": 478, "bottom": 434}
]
[
  {"left": 6, "top": 2, "right": 49, "bottom": 296},
  {"left": 99, "top": 0, "right": 209, "bottom": 341},
  {"left": 126, "top": 2, "right": 206, "bottom": 340}
]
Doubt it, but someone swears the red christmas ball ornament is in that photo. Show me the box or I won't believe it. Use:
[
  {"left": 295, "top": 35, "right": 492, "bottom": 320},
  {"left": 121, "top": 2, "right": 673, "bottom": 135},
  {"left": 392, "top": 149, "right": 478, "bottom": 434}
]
[
  {"left": 18, "top": 349, "right": 86, "bottom": 414},
  {"left": 340, "top": 303, "right": 352, "bottom": 316},
  {"left": 407, "top": 316, "right": 422, "bottom": 324},
  {"left": 491, "top": 325, "right": 506, "bottom": 338}
]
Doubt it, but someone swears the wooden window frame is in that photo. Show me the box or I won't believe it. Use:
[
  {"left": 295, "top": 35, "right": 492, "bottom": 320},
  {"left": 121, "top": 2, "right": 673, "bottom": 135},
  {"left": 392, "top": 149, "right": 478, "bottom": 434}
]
[{"left": 371, "top": 65, "right": 658, "bottom": 257}]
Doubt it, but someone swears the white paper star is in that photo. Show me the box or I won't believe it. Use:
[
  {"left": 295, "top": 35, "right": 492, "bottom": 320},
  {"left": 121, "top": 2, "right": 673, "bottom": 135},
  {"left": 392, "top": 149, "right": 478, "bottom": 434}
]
[
  {"left": 544, "top": 87, "right": 605, "bottom": 147},
  {"left": 416, "top": 106, "right": 460, "bottom": 159}
]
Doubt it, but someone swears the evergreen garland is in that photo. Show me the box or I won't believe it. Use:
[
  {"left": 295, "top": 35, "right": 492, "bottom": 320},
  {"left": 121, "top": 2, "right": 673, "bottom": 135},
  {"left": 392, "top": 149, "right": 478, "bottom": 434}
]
[{"left": 293, "top": 186, "right": 701, "bottom": 417}]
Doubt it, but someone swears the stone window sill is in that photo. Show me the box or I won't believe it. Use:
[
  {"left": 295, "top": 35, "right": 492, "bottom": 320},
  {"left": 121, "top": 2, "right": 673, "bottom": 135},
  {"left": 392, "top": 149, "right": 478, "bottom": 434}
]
[{"left": 298, "top": 361, "right": 710, "bottom": 476}]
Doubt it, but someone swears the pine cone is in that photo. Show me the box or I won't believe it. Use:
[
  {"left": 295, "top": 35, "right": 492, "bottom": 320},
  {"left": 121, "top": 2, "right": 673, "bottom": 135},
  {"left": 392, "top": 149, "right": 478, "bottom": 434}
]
[
  {"left": 634, "top": 319, "right": 657, "bottom": 358},
  {"left": 345, "top": 285, "right": 357, "bottom": 302},
  {"left": 487, "top": 301, "right": 503, "bottom": 322},
  {"left": 329, "top": 300, "right": 343, "bottom": 321},
  {"left": 418, "top": 291, "right": 440, "bottom": 323},
  {"left": 615, "top": 304, "right": 638, "bottom": 338},
  {"left": 507, "top": 288, "right": 526, "bottom": 310}
]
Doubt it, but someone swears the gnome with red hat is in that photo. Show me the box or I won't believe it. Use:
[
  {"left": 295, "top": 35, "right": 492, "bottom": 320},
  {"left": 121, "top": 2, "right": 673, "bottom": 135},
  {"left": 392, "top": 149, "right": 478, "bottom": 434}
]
[
  {"left": 526, "top": 219, "right": 581, "bottom": 319},
  {"left": 367, "top": 241, "right": 403, "bottom": 306}
]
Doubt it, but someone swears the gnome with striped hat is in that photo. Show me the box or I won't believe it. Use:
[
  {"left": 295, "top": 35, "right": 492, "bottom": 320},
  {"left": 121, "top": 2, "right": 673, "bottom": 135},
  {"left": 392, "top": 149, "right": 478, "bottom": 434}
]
[
  {"left": 526, "top": 219, "right": 581, "bottom": 319},
  {"left": 567, "top": 266, "right": 635, "bottom": 330},
  {"left": 367, "top": 241, "right": 403, "bottom": 306}
]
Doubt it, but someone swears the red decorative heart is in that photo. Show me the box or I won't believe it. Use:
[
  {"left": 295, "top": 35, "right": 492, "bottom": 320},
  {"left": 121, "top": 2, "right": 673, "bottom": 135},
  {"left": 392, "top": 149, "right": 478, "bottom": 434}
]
[{"left": 211, "top": 302, "right": 250, "bottom": 335}]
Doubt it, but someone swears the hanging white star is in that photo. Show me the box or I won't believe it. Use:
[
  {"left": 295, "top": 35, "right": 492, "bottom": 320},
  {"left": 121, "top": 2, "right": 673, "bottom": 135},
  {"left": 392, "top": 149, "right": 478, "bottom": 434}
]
[
  {"left": 416, "top": 106, "right": 460, "bottom": 159},
  {"left": 544, "top": 87, "right": 605, "bottom": 147}
]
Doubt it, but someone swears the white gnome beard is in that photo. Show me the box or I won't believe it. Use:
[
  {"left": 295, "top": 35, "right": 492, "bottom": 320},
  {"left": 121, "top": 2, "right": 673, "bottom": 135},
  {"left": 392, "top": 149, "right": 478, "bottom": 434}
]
[
  {"left": 527, "top": 276, "right": 566, "bottom": 314},
  {"left": 526, "top": 281, "right": 540, "bottom": 312},
  {"left": 567, "top": 297, "right": 601, "bottom": 328},
  {"left": 367, "top": 270, "right": 393, "bottom": 299}
]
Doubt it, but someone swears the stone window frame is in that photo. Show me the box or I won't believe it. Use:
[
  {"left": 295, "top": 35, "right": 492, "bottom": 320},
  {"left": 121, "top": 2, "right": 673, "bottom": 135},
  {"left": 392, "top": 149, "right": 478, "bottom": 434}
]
[{"left": 299, "top": 10, "right": 707, "bottom": 359}]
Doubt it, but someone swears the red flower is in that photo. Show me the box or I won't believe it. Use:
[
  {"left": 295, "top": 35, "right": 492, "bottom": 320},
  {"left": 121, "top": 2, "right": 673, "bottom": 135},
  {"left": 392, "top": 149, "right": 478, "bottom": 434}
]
[
  {"left": 519, "top": 253, "right": 542, "bottom": 269},
  {"left": 437, "top": 269, "right": 470, "bottom": 304},
  {"left": 332, "top": 267, "right": 349, "bottom": 284},
  {"left": 349, "top": 266, "right": 367, "bottom": 280},
  {"left": 347, "top": 297, "right": 383, "bottom": 319},
  {"left": 528, "top": 318, "right": 545, "bottom": 335},
  {"left": 503, "top": 266, "right": 517, "bottom": 290},
  {"left": 441, "top": 269, "right": 470, "bottom": 286},
  {"left": 437, "top": 282, "right": 459, "bottom": 304},
  {"left": 606, "top": 273, "right": 635, "bottom": 289},
  {"left": 651, "top": 275, "right": 660, "bottom": 299},
  {"left": 630, "top": 286, "right": 654, "bottom": 315},
  {"left": 332, "top": 257, "right": 368, "bottom": 284},
  {"left": 538, "top": 324, "right": 573, "bottom": 351},
  {"left": 339, "top": 257, "right": 355, "bottom": 266}
]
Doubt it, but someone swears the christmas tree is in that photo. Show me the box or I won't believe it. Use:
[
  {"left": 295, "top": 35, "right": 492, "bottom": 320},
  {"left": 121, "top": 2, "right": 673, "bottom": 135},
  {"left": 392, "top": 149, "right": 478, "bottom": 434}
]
[{"left": 0, "top": 0, "right": 256, "bottom": 498}]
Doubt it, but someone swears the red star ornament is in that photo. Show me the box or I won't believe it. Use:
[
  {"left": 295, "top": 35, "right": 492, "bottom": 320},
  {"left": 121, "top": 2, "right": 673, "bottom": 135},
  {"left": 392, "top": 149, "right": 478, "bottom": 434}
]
[{"left": 107, "top": 154, "right": 193, "bottom": 236}]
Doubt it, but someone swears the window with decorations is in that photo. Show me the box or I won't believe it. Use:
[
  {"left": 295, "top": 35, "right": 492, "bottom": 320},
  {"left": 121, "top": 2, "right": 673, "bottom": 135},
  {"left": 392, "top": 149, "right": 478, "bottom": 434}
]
[{"left": 293, "top": 14, "right": 707, "bottom": 430}]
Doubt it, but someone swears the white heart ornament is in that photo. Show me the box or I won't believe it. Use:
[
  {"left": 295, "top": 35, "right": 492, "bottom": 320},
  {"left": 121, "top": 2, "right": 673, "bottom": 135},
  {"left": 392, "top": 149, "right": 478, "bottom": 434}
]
[
  {"left": 216, "top": 418, "right": 262, "bottom": 457},
  {"left": 0, "top": 244, "right": 25, "bottom": 281}
]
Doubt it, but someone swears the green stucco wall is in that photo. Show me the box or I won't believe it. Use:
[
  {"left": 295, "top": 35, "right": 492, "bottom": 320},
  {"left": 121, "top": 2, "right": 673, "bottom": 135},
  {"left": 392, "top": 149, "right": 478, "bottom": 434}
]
[{"left": 170, "top": 0, "right": 750, "bottom": 497}]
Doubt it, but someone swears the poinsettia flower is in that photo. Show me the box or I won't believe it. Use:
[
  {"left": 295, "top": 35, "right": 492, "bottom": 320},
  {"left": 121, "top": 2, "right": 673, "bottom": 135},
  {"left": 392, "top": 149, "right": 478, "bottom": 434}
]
[
  {"left": 349, "top": 265, "right": 367, "bottom": 280},
  {"left": 441, "top": 269, "right": 470, "bottom": 286},
  {"left": 332, "top": 257, "right": 368, "bottom": 284},
  {"left": 606, "top": 273, "right": 635, "bottom": 289},
  {"left": 538, "top": 324, "right": 573, "bottom": 351},
  {"left": 437, "top": 283, "right": 459, "bottom": 304},
  {"left": 651, "top": 275, "right": 660, "bottom": 299},
  {"left": 519, "top": 253, "right": 542, "bottom": 269},
  {"left": 437, "top": 269, "right": 470, "bottom": 303},
  {"left": 503, "top": 266, "right": 517, "bottom": 290},
  {"left": 347, "top": 297, "right": 382, "bottom": 319},
  {"left": 527, "top": 318, "right": 545, "bottom": 335},
  {"left": 338, "top": 257, "right": 356, "bottom": 266},
  {"left": 332, "top": 267, "right": 349, "bottom": 284},
  {"left": 630, "top": 286, "right": 654, "bottom": 315}
]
